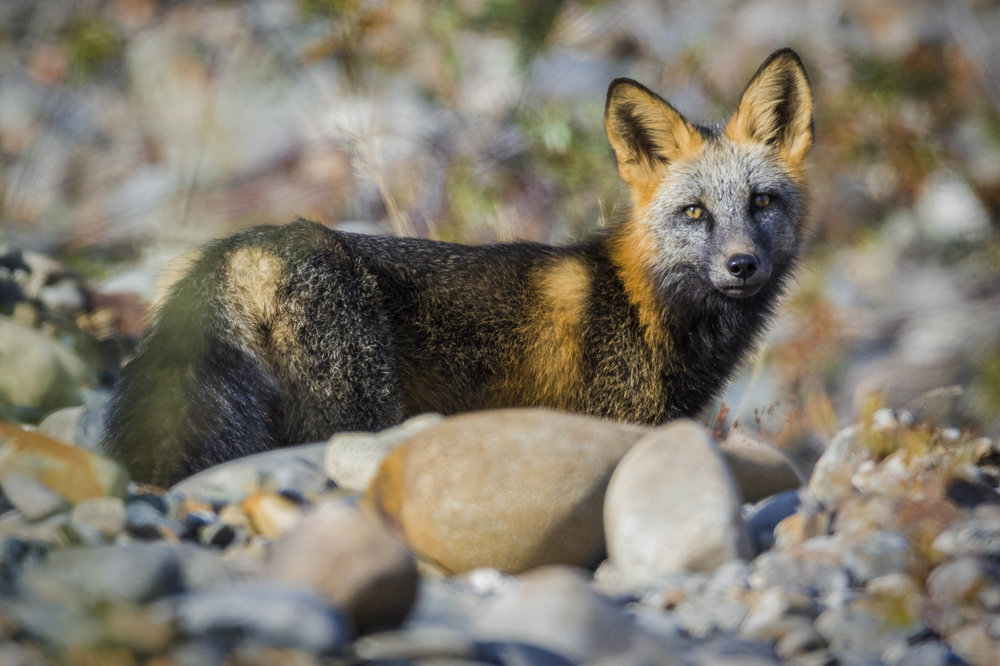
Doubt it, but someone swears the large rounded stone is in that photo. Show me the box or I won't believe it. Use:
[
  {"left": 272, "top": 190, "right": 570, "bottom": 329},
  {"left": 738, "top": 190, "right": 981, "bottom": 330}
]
[
  {"left": 0, "top": 318, "right": 91, "bottom": 412},
  {"left": 364, "top": 409, "right": 648, "bottom": 574},
  {"left": 604, "top": 419, "right": 753, "bottom": 585},
  {"left": 266, "top": 499, "right": 418, "bottom": 633}
]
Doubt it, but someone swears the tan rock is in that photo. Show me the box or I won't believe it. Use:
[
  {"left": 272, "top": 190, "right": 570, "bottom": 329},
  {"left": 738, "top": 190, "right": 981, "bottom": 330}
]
[
  {"left": 364, "top": 409, "right": 648, "bottom": 574},
  {"left": 0, "top": 422, "right": 128, "bottom": 503},
  {"left": 604, "top": 419, "right": 753, "bottom": 584},
  {"left": 266, "top": 499, "right": 418, "bottom": 633},
  {"left": 720, "top": 428, "right": 804, "bottom": 502},
  {"left": 71, "top": 496, "right": 127, "bottom": 539}
]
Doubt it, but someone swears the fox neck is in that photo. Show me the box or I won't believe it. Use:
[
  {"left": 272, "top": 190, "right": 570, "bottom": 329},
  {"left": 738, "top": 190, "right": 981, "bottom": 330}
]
[{"left": 603, "top": 214, "right": 788, "bottom": 415}]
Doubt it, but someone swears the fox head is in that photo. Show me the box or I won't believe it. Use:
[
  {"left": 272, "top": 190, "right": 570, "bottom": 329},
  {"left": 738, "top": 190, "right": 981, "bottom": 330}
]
[{"left": 605, "top": 49, "right": 813, "bottom": 302}]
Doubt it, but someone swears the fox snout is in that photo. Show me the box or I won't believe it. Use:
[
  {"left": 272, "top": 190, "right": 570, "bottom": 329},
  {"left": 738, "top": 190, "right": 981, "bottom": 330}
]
[{"left": 711, "top": 249, "right": 773, "bottom": 298}]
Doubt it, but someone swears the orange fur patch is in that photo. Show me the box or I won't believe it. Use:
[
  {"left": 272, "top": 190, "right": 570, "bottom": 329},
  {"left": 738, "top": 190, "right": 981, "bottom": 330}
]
[
  {"left": 503, "top": 258, "right": 591, "bottom": 408},
  {"left": 609, "top": 216, "right": 670, "bottom": 351}
]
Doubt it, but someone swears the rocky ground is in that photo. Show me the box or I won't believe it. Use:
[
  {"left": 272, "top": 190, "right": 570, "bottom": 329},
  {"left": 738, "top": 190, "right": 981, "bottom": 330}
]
[
  {"left": 2, "top": 345, "right": 1000, "bottom": 664},
  {"left": 2, "top": 0, "right": 1000, "bottom": 664}
]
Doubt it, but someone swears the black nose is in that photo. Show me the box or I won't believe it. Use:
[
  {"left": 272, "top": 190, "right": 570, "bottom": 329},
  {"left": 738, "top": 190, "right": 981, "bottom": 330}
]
[{"left": 726, "top": 254, "right": 758, "bottom": 279}]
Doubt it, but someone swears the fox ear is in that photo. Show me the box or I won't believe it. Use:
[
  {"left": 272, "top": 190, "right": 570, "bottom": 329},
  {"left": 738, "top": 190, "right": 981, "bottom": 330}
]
[
  {"left": 605, "top": 78, "right": 704, "bottom": 193},
  {"left": 726, "top": 49, "right": 813, "bottom": 167}
]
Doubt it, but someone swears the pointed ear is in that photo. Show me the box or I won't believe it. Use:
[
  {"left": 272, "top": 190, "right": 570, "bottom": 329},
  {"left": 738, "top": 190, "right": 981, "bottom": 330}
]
[
  {"left": 605, "top": 78, "right": 704, "bottom": 192},
  {"left": 726, "top": 49, "right": 813, "bottom": 167}
]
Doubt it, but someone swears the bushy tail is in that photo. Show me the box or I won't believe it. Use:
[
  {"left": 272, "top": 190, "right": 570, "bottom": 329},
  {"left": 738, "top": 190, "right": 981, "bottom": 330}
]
[{"left": 102, "top": 254, "right": 283, "bottom": 487}]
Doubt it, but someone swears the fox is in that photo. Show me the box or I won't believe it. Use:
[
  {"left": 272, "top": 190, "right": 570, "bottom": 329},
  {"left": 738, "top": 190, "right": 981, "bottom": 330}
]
[{"left": 103, "top": 49, "right": 814, "bottom": 486}]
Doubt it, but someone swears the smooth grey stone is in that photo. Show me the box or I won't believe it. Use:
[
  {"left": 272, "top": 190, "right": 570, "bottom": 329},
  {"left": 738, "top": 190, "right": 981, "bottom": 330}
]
[
  {"left": 687, "top": 636, "right": 781, "bottom": 666},
  {"left": 18, "top": 542, "right": 234, "bottom": 604},
  {"left": 743, "top": 490, "right": 801, "bottom": 552},
  {"left": 0, "top": 472, "right": 70, "bottom": 521},
  {"left": 18, "top": 542, "right": 182, "bottom": 604},
  {"left": 474, "top": 641, "right": 576, "bottom": 666},
  {"left": 1, "top": 598, "right": 102, "bottom": 650},
  {"left": 353, "top": 626, "right": 475, "bottom": 661},
  {"left": 898, "top": 640, "right": 965, "bottom": 666},
  {"left": 171, "top": 582, "right": 353, "bottom": 653}
]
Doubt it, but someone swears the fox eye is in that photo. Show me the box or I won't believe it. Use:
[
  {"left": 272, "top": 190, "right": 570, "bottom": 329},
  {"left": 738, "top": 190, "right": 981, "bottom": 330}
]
[
  {"left": 683, "top": 205, "right": 703, "bottom": 219},
  {"left": 752, "top": 193, "right": 771, "bottom": 208}
]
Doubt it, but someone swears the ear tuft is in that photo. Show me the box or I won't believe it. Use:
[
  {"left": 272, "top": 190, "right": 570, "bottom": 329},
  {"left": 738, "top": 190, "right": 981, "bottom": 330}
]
[
  {"left": 605, "top": 79, "right": 704, "bottom": 192},
  {"left": 726, "top": 49, "right": 814, "bottom": 166}
]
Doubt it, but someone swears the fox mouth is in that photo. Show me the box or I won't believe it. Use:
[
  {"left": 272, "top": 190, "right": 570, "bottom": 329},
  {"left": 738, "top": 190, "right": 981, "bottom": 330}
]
[{"left": 717, "top": 281, "right": 765, "bottom": 298}]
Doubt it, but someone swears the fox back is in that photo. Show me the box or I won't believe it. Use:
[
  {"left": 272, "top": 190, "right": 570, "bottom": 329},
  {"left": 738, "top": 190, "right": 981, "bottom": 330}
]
[{"left": 104, "top": 49, "right": 814, "bottom": 485}]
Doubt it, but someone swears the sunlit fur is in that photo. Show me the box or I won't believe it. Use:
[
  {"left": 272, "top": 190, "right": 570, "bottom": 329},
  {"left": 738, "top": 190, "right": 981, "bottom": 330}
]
[{"left": 104, "top": 49, "right": 813, "bottom": 486}]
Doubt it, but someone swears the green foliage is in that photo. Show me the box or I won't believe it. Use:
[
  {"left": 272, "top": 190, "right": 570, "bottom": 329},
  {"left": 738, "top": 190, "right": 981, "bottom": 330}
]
[
  {"left": 297, "top": 0, "right": 361, "bottom": 18},
  {"left": 471, "top": 0, "right": 563, "bottom": 62},
  {"left": 849, "top": 50, "right": 948, "bottom": 107},
  {"left": 516, "top": 104, "right": 621, "bottom": 235},
  {"left": 66, "top": 17, "right": 122, "bottom": 81},
  {"left": 975, "top": 348, "right": 1000, "bottom": 417}
]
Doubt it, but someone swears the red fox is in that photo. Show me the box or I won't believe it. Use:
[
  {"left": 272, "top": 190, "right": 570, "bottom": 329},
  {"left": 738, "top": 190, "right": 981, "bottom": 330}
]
[{"left": 104, "top": 49, "right": 813, "bottom": 486}]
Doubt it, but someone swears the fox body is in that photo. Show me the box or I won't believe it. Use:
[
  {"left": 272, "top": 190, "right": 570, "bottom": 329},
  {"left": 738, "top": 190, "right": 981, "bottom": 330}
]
[{"left": 105, "top": 49, "right": 814, "bottom": 485}]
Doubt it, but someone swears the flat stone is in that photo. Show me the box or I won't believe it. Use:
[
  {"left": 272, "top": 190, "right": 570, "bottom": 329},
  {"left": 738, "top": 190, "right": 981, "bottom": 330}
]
[
  {"left": 266, "top": 499, "right": 418, "bottom": 633},
  {"left": 365, "top": 409, "right": 647, "bottom": 574},
  {"left": 353, "top": 626, "right": 474, "bottom": 661},
  {"left": 168, "top": 442, "right": 331, "bottom": 504},
  {"left": 170, "top": 581, "right": 353, "bottom": 654},
  {"left": 472, "top": 566, "right": 684, "bottom": 665},
  {"left": 604, "top": 419, "right": 752, "bottom": 585},
  {"left": 0, "top": 423, "right": 128, "bottom": 504},
  {"left": 17, "top": 542, "right": 235, "bottom": 605},
  {"left": 0, "top": 471, "right": 70, "bottom": 521},
  {"left": 18, "top": 542, "right": 183, "bottom": 604},
  {"left": 325, "top": 413, "right": 443, "bottom": 491}
]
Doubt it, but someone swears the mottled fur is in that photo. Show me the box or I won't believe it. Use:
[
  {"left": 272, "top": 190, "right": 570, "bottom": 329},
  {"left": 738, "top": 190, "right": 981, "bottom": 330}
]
[{"left": 104, "top": 49, "right": 814, "bottom": 486}]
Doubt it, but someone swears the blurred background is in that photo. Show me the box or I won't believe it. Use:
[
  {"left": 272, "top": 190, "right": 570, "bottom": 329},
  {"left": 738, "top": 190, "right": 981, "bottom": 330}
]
[{"left": 1, "top": 0, "right": 998, "bottom": 457}]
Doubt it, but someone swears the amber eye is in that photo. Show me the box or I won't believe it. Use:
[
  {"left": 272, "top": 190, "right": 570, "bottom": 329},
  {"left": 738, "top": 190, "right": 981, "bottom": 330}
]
[
  {"left": 753, "top": 193, "right": 771, "bottom": 208},
  {"left": 684, "top": 205, "right": 703, "bottom": 219}
]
